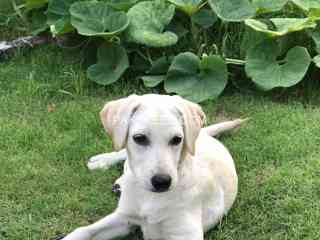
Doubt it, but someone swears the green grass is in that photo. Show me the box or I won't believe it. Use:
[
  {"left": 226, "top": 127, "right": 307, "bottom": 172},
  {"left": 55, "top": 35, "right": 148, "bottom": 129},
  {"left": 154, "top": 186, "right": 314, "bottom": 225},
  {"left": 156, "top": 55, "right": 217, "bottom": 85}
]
[
  {"left": 0, "top": 1, "right": 27, "bottom": 41},
  {"left": 1, "top": 44, "right": 320, "bottom": 240},
  {"left": 1, "top": 2, "right": 320, "bottom": 239}
]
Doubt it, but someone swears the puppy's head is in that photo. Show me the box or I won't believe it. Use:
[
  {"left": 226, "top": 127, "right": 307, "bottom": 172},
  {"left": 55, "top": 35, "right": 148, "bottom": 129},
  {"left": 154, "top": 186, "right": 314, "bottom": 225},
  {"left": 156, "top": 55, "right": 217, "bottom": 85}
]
[{"left": 100, "top": 94, "right": 205, "bottom": 193}]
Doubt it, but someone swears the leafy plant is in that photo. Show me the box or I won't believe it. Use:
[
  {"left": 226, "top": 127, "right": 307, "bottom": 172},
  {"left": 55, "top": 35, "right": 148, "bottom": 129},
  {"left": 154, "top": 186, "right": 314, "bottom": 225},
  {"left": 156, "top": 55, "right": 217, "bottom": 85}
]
[
  {"left": 87, "top": 43, "right": 129, "bottom": 85},
  {"left": 165, "top": 53, "right": 228, "bottom": 102},
  {"left": 245, "top": 18, "right": 317, "bottom": 37},
  {"left": 191, "top": 9, "right": 217, "bottom": 28},
  {"left": 126, "top": 0, "right": 177, "bottom": 47},
  {"left": 291, "top": 0, "right": 320, "bottom": 11},
  {"left": 168, "top": 0, "right": 203, "bottom": 16},
  {"left": 25, "top": 0, "right": 48, "bottom": 10},
  {"left": 245, "top": 40, "right": 311, "bottom": 90},
  {"left": 70, "top": 1, "right": 129, "bottom": 38},
  {"left": 252, "top": 0, "right": 288, "bottom": 14},
  {"left": 105, "top": 0, "right": 139, "bottom": 11},
  {"left": 22, "top": 0, "right": 320, "bottom": 102},
  {"left": 313, "top": 54, "right": 320, "bottom": 67},
  {"left": 47, "top": 0, "right": 77, "bottom": 36},
  {"left": 208, "top": 0, "right": 256, "bottom": 22}
]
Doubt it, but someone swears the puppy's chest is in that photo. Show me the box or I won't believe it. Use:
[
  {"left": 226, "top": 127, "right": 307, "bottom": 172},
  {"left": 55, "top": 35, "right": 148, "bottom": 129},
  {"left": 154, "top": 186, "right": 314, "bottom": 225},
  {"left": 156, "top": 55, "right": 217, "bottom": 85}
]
[
  {"left": 138, "top": 193, "right": 187, "bottom": 224},
  {"left": 128, "top": 195, "right": 193, "bottom": 240},
  {"left": 122, "top": 188, "right": 199, "bottom": 226}
]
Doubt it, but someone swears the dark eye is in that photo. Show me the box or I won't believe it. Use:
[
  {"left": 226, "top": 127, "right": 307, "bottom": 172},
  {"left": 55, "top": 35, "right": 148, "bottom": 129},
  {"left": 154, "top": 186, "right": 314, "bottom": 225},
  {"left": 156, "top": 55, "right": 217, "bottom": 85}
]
[
  {"left": 169, "top": 136, "right": 182, "bottom": 146},
  {"left": 133, "top": 134, "right": 149, "bottom": 146}
]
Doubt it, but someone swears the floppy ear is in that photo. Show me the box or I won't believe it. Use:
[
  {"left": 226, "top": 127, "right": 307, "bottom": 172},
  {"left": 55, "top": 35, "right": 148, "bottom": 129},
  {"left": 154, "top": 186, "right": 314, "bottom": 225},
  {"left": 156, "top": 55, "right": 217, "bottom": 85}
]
[
  {"left": 174, "top": 97, "right": 206, "bottom": 156},
  {"left": 100, "top": 94, "right": 141, "bottom": 150}
]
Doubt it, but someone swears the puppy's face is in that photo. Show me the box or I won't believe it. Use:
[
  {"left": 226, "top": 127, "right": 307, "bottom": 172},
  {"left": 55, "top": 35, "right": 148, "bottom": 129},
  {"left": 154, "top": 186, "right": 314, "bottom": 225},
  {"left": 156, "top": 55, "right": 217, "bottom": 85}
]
[
  {"left": 126, "top": 106, "right": 184, "bottom": 192},
  {"left": 100, "top": 94, "right": 205, "bottom": 193}
]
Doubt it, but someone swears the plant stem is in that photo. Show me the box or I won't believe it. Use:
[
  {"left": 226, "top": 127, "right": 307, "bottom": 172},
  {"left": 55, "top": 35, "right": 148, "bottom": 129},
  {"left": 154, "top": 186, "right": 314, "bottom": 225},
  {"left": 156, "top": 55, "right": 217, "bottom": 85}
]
[
  {"left": 191, "top": 19, "right": 199, "bottom": 51},
  {"left": 225, "top": 58, "right": 246, "bottom": 65},
  {"left": 198, "top": 1, "right": 208, "bottom": 10}
]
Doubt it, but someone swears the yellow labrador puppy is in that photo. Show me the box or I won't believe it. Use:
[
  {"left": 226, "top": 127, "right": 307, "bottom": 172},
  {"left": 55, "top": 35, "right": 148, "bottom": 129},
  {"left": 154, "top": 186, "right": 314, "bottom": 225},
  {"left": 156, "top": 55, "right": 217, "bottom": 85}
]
[{"left": 62, "top": 94, "right": 245, "bottom": 240}]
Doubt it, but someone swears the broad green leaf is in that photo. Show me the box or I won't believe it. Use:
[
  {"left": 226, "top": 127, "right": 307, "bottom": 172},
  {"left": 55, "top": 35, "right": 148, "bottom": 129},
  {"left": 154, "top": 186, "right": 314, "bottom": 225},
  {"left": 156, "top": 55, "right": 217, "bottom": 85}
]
[
  {"left": 25, "top": 0, "right": 48, "bottom": 10},
  {"left": 165, "top": 52, "right": 228, "bottom": 102},
  {"left": 191, "top": 9, "right": 217, "bottom": 28},
  {"left": 311, "top": 28, "right": 320, "bottom": 53},
  {"left": 208, "top": 0, "right": 255, "bottom": 22},
  {"left": 47, "top": 0, "right": 77, "bottom": 36},
  {"left": 167, "top": 0, "right": 202, "bottom": 16},
  {"left": 252, "top": 0, "right": 288, "bottom": 14},
  {"left": 245, "top": 18, "right": 317, "bottom": 37},
  {"left": 29, "top": 10, "right": 48, "bottom": 35},
  {"left": 245, "top": 40, "right": 311, "bottom": 90},
  {"left": 0, "top": 14, "right": 8, "bottom": 26},
  {"left": 314, "top": 55, "right": 320, "bottom": 68},
  {"left": 139, "top": 56, "right": 172, "bottom": 88},
  {"left": 138, "top": 56, "right": 172, "bottom": 87},
  {"left": 148, "top": 56, "right": 173, "bottom": 74},
  {"left": 105, "top": 0, "right": 139, "bottom": 11},
  {"left": 126, "top": 0, "right": 178, "bottom": 47},
  {"left": 291, "top": 0, "right": 320, "bottom": 11},
  {"left": 141, "top": 75, "right": 165, "bottom": 87},
  {"left": 165, "top": 52, "right": 200, "bottom": 94},
  {"left": 309, "top": 8, "right": 320, "bottom": 21},
  {"left": 240, "top": 26, "right": 268, "bottom": 57},
  {"left": 87, "top": 43, "right": 129, "bottom": 85},
  {"left": 70, "top": 1, "right": 129, "bottom": 38}
]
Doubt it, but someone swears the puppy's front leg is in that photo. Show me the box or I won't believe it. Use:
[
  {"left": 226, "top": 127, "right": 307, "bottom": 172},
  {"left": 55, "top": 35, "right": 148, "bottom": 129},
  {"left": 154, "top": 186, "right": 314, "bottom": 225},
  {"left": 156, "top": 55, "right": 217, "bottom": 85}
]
[
  {"left": 162, "top": 211, "right": 204, "bottom": 240},
  {"left": 166, "top": 228, "right": 204, "bottom": 240},
  {"left": 63, "top": 211, "right": 131, "bottom": 240},
  {"left": 88, "top": 149, "right": 127, "bottom": 170},
  {"left": 169, "top": 235, "right": 203, "bottom": 240}
]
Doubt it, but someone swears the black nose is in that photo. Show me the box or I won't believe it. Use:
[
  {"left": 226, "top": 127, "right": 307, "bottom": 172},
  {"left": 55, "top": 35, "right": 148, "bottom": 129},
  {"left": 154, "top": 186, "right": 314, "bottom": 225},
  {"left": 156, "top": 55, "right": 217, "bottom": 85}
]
[{"left": 151, "top": 174, "right": 172, "bottom": 192}]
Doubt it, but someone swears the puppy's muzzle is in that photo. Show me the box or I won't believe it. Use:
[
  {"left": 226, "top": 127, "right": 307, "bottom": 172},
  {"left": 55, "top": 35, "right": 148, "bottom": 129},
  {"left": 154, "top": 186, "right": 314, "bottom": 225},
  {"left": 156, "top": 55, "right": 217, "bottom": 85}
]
[{"left": 151, "top": 174, "right": 172, "bottom": 193}]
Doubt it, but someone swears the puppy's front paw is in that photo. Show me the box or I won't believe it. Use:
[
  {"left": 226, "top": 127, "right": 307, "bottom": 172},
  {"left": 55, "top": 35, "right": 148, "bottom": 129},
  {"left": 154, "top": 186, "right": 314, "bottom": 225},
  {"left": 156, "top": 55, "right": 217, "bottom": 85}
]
[
  {"left": 60, "top": 227, "right": 91, "bottom": 240},
  {"left": 51, "top": 234, "right": 65, "bottom": 240},
  {"left": 87, "top": 154, "right": 112, "bottom": 170},
  {"left": 112, "top": 183, "right": 121, "bottom": 197}
]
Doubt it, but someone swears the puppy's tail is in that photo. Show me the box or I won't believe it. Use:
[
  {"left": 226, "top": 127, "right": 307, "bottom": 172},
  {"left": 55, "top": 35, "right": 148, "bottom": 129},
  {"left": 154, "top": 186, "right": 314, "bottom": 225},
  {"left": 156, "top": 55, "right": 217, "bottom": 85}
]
[{"left": 203, "top": 118, "right": 249, "bottom": 137}]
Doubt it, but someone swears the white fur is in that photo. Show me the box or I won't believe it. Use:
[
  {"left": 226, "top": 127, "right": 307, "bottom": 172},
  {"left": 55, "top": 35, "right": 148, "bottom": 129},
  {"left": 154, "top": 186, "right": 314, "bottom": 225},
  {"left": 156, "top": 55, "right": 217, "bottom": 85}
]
[{"left": 63, "top": 94, "right": 244, "bottom": 240}]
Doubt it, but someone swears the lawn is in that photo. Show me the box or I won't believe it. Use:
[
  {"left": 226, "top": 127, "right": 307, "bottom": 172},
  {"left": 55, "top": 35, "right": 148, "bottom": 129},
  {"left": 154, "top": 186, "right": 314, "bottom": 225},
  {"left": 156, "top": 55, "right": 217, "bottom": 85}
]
[{"left": 1, "top": 8, "right": 320, "bottom": 240}]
